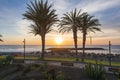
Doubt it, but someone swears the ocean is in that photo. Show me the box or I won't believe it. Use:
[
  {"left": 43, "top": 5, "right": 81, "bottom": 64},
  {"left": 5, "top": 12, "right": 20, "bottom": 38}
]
[{"left": 0, "top": 45, "right": 120, "bottom": 54}]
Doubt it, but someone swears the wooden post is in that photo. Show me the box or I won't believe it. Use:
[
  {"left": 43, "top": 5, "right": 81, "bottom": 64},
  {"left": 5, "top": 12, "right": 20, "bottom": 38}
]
[
  {"left": 109, "top": 41, "right": 111, "bottom": 66},
  {"left": 109, "top": 41, "right": 111, "bottom": 54},
  {"left": 23, "top": 39, "right": 26, "bottom": 63}
]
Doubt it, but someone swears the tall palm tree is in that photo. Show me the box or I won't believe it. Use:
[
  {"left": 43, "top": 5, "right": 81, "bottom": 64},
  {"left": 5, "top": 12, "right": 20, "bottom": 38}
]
[
  {"left": 23, "top": 0, "right": 58, "bottom": 60},
  {"left": 77, "top": 13, "right": 101, "bottom": 61},
  {"left": 0, "top": 34, "right": 3, "bottom": 42},
  {"left": 59, "top": 9, "right": 83, "bottom": 60}
]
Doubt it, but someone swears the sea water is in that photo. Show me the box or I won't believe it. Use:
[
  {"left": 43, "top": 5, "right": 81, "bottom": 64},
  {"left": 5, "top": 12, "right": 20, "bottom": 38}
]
[{"left": 0, "top": 45, "right": 120, "bottom": 54}]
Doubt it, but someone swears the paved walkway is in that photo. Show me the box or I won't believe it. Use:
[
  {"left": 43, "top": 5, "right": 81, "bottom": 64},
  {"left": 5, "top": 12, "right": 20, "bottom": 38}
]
[{"left": 25, "top": 60, "right": 119, "bottom": 73}]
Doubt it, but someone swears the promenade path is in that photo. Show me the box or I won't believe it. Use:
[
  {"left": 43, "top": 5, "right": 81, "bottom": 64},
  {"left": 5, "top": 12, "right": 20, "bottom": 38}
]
[{"left": 25, "top": 60, "right": 119, "bottom": 73}]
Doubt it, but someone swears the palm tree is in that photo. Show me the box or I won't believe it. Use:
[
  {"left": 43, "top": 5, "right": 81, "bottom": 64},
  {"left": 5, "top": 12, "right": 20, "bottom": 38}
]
[
  {"left": 23, "top": 0, "right": 58, "bottom": 60},
  {"left": 59, "top": 9, "right": 83, "bottom": 60},
  {"left": 77, "top": 13, "right": 101, "bottom": 61},
  {"left": 0, "top": 34, "right": 3, "bottom": 42}
]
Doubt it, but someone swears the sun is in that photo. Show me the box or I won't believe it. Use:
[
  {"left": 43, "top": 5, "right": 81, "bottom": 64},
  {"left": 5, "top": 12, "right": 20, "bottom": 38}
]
[{"left": 55, "top": 37, "right": 63, "bottom": 45}]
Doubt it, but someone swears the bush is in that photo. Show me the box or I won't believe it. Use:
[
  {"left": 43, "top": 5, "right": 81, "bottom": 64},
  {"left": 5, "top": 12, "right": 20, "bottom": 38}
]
[
  {"left": 0, "top": 59, "right": 5, "bottom": 67},
  {"left": 84, "top": 63, "right": 106, "bottom": 80},
  {"left": 30, "top": 64, "right": 40, "bottom": 69},
  {"left": 56, "top": 71, "right": 64, "bottom": 80},
  {"left": 39, "top": 62, "right": 48, "bottom": 72},
  {"left": 47, "top": 68, "right": 56, "bottom": 80},
  {"left": 5, "top": 55, "right": 14, "bottom": 64}
]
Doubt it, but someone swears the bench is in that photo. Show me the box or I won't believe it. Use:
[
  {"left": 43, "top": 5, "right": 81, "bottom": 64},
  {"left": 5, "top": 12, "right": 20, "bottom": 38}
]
[
  {"left": 61, "top": 62, "right": 74, "bottom": 67},
  {"left": 108, "top": 68, "right": 120, "bottom": 79},
  {"left": 108, "top": 68, "right": 120, "bottom": 72}
]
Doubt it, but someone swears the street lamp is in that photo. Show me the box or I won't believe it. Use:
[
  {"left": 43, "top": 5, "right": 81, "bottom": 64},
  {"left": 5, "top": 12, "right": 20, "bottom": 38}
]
[
  {"left": 23, "top": 39, "right": 26, "bottom": 63},
  {"left": 109, "top": 41, "right": 112, "bottom": 66}
]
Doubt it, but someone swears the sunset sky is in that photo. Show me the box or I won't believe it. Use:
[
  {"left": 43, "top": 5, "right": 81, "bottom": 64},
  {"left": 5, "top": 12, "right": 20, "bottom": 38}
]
[{"left": 0, "top": 0, "right": 120, "bottom": 45}]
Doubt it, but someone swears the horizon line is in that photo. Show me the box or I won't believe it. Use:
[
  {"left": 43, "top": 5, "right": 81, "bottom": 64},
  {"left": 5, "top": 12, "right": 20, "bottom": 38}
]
[{"left": 0, "top": 44, "right": 120, "bottom": 46}]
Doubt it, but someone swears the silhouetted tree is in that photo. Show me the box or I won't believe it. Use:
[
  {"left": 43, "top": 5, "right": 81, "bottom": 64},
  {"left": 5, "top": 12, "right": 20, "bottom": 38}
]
[
  {"left": 77, "top": 13, "right": 101, "bottom": 61},
  {"left": 59, "top": 9, "right": 83, "bottom": 60},
  {"left": 23, "top": 0, "right": 58, "bottom": 60},
  {"left": 0, "top": 34, "right": 3, "bottom": 42}
]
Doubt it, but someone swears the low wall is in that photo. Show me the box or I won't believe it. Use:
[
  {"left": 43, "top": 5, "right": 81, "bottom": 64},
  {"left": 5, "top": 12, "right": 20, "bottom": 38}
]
[{"left": 25, "top": 60, "right": 119, "bottom": 73}]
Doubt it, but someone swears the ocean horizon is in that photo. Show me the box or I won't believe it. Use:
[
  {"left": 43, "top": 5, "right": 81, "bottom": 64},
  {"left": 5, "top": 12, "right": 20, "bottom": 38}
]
[{"left": 0, "top": 45, "right": 120, "bottom": 54}]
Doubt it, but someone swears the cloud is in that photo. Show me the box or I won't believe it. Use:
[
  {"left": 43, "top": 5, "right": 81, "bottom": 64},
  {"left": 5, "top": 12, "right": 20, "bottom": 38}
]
[
  {"left": 49, "top": 0, "right": 71, "bottom": 18},
  {"left": 89, "top": 29, "right": 120, "bottom": 38},
  {"left": 0, "top": 0, "right": 120, "bottom": 45},
  {"left": 76, "top": 0, "right": 120, "bottom": 13},
  {"left": 16, "top": 20, "right": 31, "bottom": 36}
]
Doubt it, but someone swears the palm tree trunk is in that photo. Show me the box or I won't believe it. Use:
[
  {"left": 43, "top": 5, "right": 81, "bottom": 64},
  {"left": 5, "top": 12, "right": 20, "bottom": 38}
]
[
  {"left": 73, "top": 31, "right": 78, "bottom": 61},
  {"left": 41, "top": 35, "right": 45, "bottom": 60},
  {"left": 82, "top": 33, "right": 86, "bottom": 62}
]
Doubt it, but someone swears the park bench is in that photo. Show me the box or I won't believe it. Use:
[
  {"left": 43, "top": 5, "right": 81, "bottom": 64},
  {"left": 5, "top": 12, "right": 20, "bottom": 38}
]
[
  {"left": 108, "top": 67, "right": 120, "bottom": 72},
  {"left": 108, "top": 67, "right": 120, "bottom": 79},
  {"left": 61, "top": 62, "right": 74, "bottom": 67}
]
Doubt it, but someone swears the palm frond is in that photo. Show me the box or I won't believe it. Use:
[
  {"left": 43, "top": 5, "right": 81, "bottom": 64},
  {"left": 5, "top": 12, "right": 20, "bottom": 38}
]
[
  {"left": 59, "top": 9, "right": 83, "bottom": 34},
  {"left": 0, "top": 39, "right": 3, "bottom": 42},
  {"left": 0, "top": 34, "right": 2, "bottom": 37},
  {"left": 29, "top": 24, "right": 40, "bottom": 36},
  {"left": 78, "top": 13, "right": 101, "bottom": 34},
  {"left": 23, "top": 0, "right": 58, "bottom": 37}
]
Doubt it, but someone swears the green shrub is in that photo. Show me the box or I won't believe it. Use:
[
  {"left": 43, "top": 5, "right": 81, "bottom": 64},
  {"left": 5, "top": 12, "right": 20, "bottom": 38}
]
[
  {"left": 39, "top": 62, "right": 48, "bottom": 72},
  {"left": 0, "top": 59, "right": 8, "bottom": 65},
  {"left": 0, "top": 59, "right": 5, "bottom": 67},
  {"left": 30, "top": 64, "right": 40, "bottom": 69},
  {"left": 117, "top": 73, "right": 120, "bottom": 80},
  {"left": 47, "top": 68, "right": 56, "bottom": 80},
  {"left": 5, "top": 55, "right": 14, "bottom": 64},
  {"left": 76, "top": 58, "right": 79, "bottom": 61},
  {"left": 47, "top": 73, "right": 52, "bottom": 80},
  {"left": 56, "top": 71, "right": 64, "bottom": 80},
  {"left": 84, "top": 63, "right": 106, "bottom": 80}
]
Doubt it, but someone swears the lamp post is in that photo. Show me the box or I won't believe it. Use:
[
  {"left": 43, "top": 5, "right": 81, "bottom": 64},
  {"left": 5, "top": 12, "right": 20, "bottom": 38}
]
[
  {"left": 23, "top": 39, "right": 26, "bottom": 63},
  {"left": 109, "top": 41, "right": 111, "bottom": 66}
]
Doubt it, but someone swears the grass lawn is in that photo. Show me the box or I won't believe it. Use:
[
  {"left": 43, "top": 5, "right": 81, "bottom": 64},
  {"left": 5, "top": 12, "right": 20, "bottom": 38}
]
[
  {"left": 0, "top": 55, "right": 6, "bottom": 59},
  {"left": 0, "top": 56, "right": 39, "bottom": 60},
  {"left": 0, "top": 55, "right": 120, "bottom": 67},
  {"left": 14, "top": 56, "right": 39, "bottom": 60},
  {"left": 46, "top": 57, "right": 120, "bottom": 67},
  {"left": 45, "top": 57, "right": 76, "bottom": 61},
  {"left": 84, "top": 59, "right": 120, "bottom": 66},
  {"left": 0, "top": 56, "right": 39, "bottom": 59}
]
